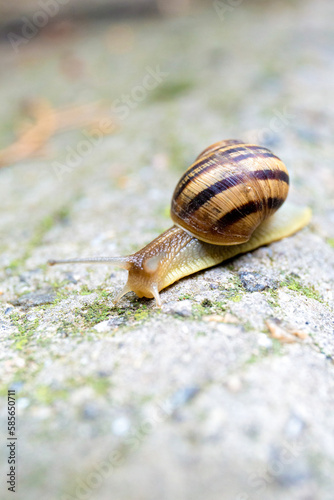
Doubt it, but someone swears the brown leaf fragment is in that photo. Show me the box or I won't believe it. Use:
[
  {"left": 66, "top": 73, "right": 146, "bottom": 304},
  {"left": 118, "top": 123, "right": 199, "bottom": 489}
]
[
  {"left": 203, "top": 313, "right": 239, "bottom": 323},
  {"left": 265, "top": 319, "right": 308, "bottom": 343},
  {"left": 288, "top": 328, "right": 308, "bottom": 340},
  {"left": 0, "top": 100, "right": 56, "bottom": 167},
  {"left": 0, "top": 99, "right": 118, "bottom": 168}
]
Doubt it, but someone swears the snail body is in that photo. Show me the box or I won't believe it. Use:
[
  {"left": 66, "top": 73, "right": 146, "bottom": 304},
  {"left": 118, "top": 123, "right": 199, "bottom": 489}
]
[{"left": 49, "top": 140, "right": 311, "bottom": 306}]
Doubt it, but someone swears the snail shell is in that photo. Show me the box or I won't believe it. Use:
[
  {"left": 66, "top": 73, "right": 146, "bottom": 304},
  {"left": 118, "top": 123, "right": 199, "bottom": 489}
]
[
  {"left": 171, "top": 140, "right": 289, "bottom": 245},
  {"left": 49, "top": 140, "right": 311, "bottom": 307}
]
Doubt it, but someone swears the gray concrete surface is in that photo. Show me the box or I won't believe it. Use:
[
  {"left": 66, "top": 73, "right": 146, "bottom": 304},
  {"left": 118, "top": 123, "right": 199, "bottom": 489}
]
[{"left": 0, "top": 1, "right": 334, "bottom": 499}]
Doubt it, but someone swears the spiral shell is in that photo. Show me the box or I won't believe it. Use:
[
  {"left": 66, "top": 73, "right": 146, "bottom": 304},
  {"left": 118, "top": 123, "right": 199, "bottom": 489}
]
[{"left": 171, "top": 140, "right": 290, "bottom": 245}]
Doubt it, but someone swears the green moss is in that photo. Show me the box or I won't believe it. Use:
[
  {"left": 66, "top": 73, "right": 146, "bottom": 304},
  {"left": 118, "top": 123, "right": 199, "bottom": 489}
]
[
  {"left": 76, "top": 300, "right": 112, "bottom": 327},
  {"left": 242, "top": 320, "right": 253, "bottom": 332},
  {"left": 29, "top": 215, "right": 54, "bottom": 247},
  {"left": 180, "top": 299, "right": 227, "bottom": 321},
  {"left": 178, "top": 294, "right": 192, "bottom": 301},
  {"left": 191, "top": 303, "right": 208, "bottom": 319},
  {"left": 6, "top": 205, "right": 71, "bottom": 274},
  {"left": 219, "top": 275, "right": 245, "bottom": 302},
  {"left": 327, "top": 238, "right": 334, "bottom": 248},
  {"left": 149, "top": 79, "right": 194, "bottom": 102},
  {"left": 86, "top": 376, "right": 111, "bottom": 396},
  {"left": 0, "top": 365, "right": 41, "bottom": 397},
  {"left": 75, "top": 295, "right": 155, "bottom": 328},
  {"left": 266, "top": 288, "right": 279, "bottom": 308},
  {"left": 55, "top": 289, "right": 70, "bottom": 302},
  {"left": 10, "top": 313, "right": 40, "bottom": 350},
  {"left": 271, "top": 338, "right": 284, "bottom": 356},
  {"left": 35, "top": 385, "right": 69, "bottom": 405},
  {"left": 282, "top": 275, "right": 323, "bottom": 302},
  {"left": 99, "top": 290, "right": 110, "bottom": 299},
  {"left": 29, "top": 208, "right": 70, "bottom": 251},
  {"left": 27, "top": 373, "right": 112, "bottom": 406},
  {"left": 244, "top": 340, "right": 284, "bottom": 366},
  {"left": 35, "top": 281, "right": 70, "bottom": 308},
  {"left": 34, "top": 375, "right": 110, "bottom": 404},
  {"left": 212, "top": 301, "right": 227, "bottom": 312},
  {"left": 79, "top": 284, "right": 93, "bottom": 296},
  {"left": 228, "top": 275, "right": 244, "bottom": 289},
  {"left": 245, "top": 353, "right": 260, "bottom": 365},
  {"left": 133, "top": 307, "right": 149, "bottom": 321},
  {"left": 56, "top": 321, "right": 81, "bottom": 337},
  {"left": 7, "top": 258, "right": 25, "bottom": 271}
]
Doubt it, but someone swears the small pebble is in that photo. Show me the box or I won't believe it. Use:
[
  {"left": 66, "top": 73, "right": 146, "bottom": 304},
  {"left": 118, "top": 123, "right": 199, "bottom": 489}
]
[
  {"left": 64, "top": 272, "right": 78, "bottom": 284},
  {"left": 12, "top": 290, "right": 56, "bottom": 308},
  {"left": 82, "top": 403, "right": 99, "bottom": 419},
  {"left": 269, "top": 445, "right": 311, "bottom": 486},
  {"left": 108, "top": 316, "right": 125, "bottom": 327},
  {"left": 26, "top": 313, "right": 37, "bottom": 321},
  {"left": 162, "top": 300, "right": 192, "bottom": 317},
  {"left": 168, "top": 386, "right": 200, "bottom": 410},
  {"left": 239, "top": 271, "right": 277, "bottom": 292},
  {"left": 112, "top": 416, "right": 131, "bottom": 437},
  {"left": 97, "top": 370, "right": 111, "bottom": 378},
  {"left": 284, "top": 413, "right": 306, "bottom": 439},
  {"left": 93, "top": 316, "right": 125, "bottom": 332},
  {"left": 94, "top": 320, "right": 111, "bottom": 333}
]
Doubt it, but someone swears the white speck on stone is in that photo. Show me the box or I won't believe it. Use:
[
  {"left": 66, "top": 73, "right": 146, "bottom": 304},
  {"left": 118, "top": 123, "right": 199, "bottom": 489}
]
[
  {"left": 16, "top": 358, "right": 25, "bottom": 368},
  {"left": 112, "top": 416, "right": 131, "bottom": 437},
  {"left": 225, "top": 375, "right": 242, "bottom": 393},
  {"left": 31, "top": 406, "right": 52, "bottom": 420},
  {"left": 257, "top": 333, "right": 273, "bottom": 349},
  {"left": 26, "top": 314, "right": 37, "bottom": 321},
  {"left": 181, "top": 353, "right": 192, "bottom": 363},
  {"left": 278, "top": 290, "right": 292, "bottom": 303},
  {"left": 204, "top": 408, "right": 227, "bottom": 436},
  {"left": 162, "top": 300, "right": 192, "bottom": 317},
  {"left": 94, "top": 320, "right": 111, "bottom": 333},
  {"left": 285, "top": 413, "right": 306, "bottom": 439},
  {"left": 17, "top": 397, "right": 30, "bottom": 410}
]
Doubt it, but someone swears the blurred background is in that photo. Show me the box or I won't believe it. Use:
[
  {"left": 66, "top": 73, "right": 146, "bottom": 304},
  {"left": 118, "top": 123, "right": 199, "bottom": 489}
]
[{"left": 1, "top": 0, "right": 333, "bottom": 241}]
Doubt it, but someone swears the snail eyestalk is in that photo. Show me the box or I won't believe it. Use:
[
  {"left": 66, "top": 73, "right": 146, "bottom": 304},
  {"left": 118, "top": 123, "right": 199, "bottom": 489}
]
[
  {"left": 47, "top": 253, "right": 164, "bottom": 306},
  {"left": 48, "top": 256, "right": 131, "bottom": 270}
]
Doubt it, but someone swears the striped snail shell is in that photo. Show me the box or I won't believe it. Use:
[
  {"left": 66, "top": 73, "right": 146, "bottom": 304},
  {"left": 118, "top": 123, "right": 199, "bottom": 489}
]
[
  {"left": 171, "top": 140, "right": 289, "bottom": 245},
  {"left": 49, "top": 140, "right": 311, "bottom": 307}
]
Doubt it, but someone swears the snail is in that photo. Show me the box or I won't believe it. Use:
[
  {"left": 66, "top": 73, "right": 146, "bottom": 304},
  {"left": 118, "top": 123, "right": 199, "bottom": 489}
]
[{"left": 49, "top": 140, "right": 311, "bottom": 307}]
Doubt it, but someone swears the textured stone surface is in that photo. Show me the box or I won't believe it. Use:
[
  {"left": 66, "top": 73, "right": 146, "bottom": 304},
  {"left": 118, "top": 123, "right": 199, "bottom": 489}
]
[{"left": 0, "top": 1, "right": 334, "bottom": 500}]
